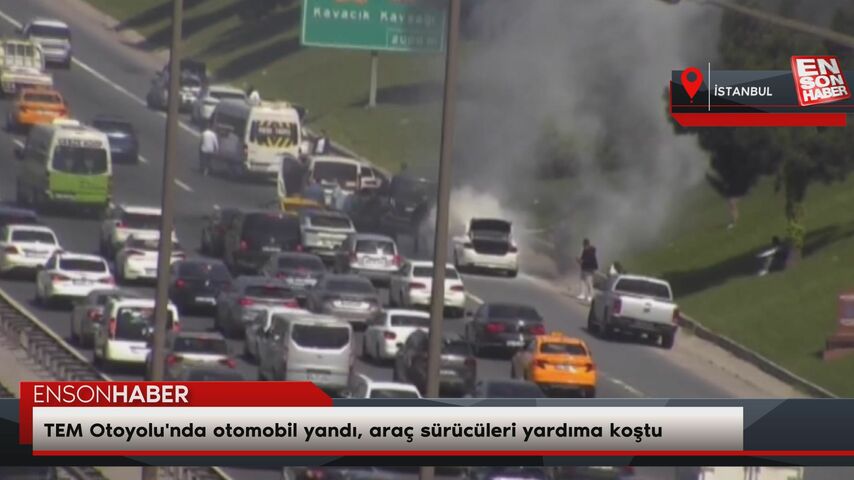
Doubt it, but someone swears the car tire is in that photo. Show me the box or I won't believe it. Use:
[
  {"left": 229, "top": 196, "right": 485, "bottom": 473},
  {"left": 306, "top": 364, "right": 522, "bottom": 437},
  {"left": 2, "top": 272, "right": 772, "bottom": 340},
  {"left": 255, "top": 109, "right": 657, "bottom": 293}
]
[
  {"left": 661, "top": 332, "right": 675, "bottom": 349},
  {"left": 586, "top": 308, "right": 600, "bottom": 335},
  {"left": 584, "top": 387, "right": 596, "bottom": 398}
]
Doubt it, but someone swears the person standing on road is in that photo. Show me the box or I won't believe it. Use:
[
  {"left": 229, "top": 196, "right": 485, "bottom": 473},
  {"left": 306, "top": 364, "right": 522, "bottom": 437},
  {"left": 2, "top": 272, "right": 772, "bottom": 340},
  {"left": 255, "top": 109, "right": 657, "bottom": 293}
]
[
  {"left": 576, "top": 238, "right": 598, "bottom": 302},
  {"left": 199, "top": 122, "right": 219, "bottom": 176},
  {"left": 280, "top": 153, "right": 305, "bottom": 198},
  {"left": 247, "top": 84, "right": 261, "bottom": 105},
  {"left": 303, "top": 175, "right": 325, "bottom": 205},
  {"left": 314, "top": 130, "right": 330, "bottom": 155}
]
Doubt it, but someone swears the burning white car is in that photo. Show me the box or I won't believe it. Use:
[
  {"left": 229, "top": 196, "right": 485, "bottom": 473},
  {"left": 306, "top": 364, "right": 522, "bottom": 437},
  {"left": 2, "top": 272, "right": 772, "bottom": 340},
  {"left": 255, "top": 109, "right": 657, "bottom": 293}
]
[{"left": 452, "top": 218, "right": 519, "bottom": 278}]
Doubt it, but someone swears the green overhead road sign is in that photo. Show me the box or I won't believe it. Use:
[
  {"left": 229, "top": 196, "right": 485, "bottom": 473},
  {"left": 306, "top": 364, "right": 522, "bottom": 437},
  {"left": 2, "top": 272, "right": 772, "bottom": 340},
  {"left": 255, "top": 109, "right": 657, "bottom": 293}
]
[{"left": 301, "top": 0, "right": 448, "bottom": 53}]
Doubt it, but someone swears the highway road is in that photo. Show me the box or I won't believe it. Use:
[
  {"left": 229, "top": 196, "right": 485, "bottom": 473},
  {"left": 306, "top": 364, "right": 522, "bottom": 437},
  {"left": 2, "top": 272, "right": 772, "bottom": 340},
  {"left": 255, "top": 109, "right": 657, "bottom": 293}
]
[{"left": 0, "top": 1, "right": 850, "bottom": 479}]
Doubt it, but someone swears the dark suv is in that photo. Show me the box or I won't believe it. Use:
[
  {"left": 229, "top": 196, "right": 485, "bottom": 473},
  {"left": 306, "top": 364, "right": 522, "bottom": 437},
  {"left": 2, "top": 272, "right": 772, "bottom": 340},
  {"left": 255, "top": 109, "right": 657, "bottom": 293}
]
[
  {"left": 393, "top": 330, "right": 476, "bottom": 396},
  {"left": 223, "top": 211, "right": 302, "bottom": 274},
  {"left": 465, "top": 303, "right": 545, "bottom": 356},
  {"left": 91, "top": 115, "right": 140, "bottom": 164}
]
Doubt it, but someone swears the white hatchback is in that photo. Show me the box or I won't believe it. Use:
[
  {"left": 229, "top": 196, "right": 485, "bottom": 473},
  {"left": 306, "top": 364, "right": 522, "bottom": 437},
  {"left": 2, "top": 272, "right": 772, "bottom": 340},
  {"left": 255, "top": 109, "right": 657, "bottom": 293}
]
[
  {"left": 362, "top": 309, "right": 429, "bottom": 361},
  {"left": 0, "top": 224, "right": 60, "bottom": 273},
  {"left": 93, "top": 298, "right": 180, "bottom": 368},
  {"left": 35, "top": 252, "right": 113, "bottom": 305},
  {"left": 389, "top": 261, "right": 466, "bottom": 316},
  {"left": 115, "top": 236, "right": 184, "bottom": 283}
]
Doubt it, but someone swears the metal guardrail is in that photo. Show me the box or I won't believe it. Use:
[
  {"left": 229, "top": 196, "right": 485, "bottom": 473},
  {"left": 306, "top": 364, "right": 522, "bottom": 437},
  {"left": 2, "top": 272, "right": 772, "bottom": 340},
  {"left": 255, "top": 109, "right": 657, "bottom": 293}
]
[{"left": 0, "top": 288, "right": 234, "bottom": 480}]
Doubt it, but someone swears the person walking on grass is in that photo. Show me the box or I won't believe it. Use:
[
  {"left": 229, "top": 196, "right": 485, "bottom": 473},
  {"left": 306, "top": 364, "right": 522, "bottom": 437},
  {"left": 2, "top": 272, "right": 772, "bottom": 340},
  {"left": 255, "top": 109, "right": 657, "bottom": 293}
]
[{"left": 576, "top": 238, "right": 598, "bottom": 302}]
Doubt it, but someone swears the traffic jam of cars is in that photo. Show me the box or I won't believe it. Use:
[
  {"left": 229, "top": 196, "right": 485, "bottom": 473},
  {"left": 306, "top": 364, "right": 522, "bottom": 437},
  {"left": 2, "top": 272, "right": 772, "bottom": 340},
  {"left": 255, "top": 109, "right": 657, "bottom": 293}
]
[{"left": 0, "top": 16, "right": 685, "bottom": 479}]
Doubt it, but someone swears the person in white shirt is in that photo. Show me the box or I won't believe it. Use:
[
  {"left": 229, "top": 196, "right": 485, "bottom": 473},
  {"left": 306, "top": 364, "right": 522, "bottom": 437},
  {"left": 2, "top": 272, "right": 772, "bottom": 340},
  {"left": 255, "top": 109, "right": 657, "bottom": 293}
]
[
  {"left": 247, "top": 84, "right": 261, "bottom": 105},
  {"left": 314, "top": 130, "right": 329, "bottom": 154},
  {"left": 199, "top": 123, "right": 219, "bottom": 176}
]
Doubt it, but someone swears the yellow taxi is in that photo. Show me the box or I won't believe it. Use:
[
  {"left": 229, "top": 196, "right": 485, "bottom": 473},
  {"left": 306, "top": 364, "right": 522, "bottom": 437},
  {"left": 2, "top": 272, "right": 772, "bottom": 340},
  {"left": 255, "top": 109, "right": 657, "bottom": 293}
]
[
  {"left": 280, "top": 196, "right": 325, "bottom": 214},
  {"left": 510, "top": 331, "right": 597, "bottom": 397},
  {"left": 8, "top": 87, "right": 68, "bottom": 130}
]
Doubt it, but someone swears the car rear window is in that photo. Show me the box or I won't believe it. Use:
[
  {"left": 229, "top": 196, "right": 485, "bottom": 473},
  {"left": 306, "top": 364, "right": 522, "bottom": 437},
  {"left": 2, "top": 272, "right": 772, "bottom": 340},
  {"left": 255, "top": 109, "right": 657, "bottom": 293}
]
[
  {"left": 615, "top": 279, "right": 671, "bottom": 299},
  {"left": 412, "top": 266, "right": 459, "bottom": 279},
  {"left": 0, "top": 214, "right": 38, "bottom": 227},
  {"left": 244, "top": 285, "right": 293, "bottom": 299},
  {"left": 390, "top": 315, "right": 430, "bottom": 328},
  {"left": 442, "top": 340, "right": 471, "bottom": 356},
  {"left": 356, "top": 240, "right": 395, "bottom": 254},
  {"left": 327, "top": 279, "right": 376, "bottom": 294},
  {"left": 59, "top": 258, "right": 106, "bottom": 272},
  {"left": 291, "top": 324, "right": 350, "bottom": 349},
  {"left": 23, "top": 93, "right": 61, "bottom": 104},
  {"left": 485, "top": 382, "right": 545, "bottom": 398},
  {"left": 30, "top": 24, "right": 70, "bottom": 39},
  {"left": 179, "top": 262, "right": 231, "bottom": 281},
  {"left": 309, "top": 214, "right": 352, "bottom": 229},
  {"left": 114, "top": 307, "right": 171, "bottom": 340},
  {"left": 186, "top": 369, "right": 244, "bottom": 381},
  {"left": 242, "top": 214, "right": 300, "bottom": 241},
  {"left": 10, "top": 230, "right": 55, "bottom": 243},
  {"left": 471, "top": 219, "right": 511, "bottom": 233},
  {"left": 277, "top": 256, "right": 325, "bottom": 271},
  {"left": 173, "top": 337, "right": 228, "bottom": 355},
  {"left": 52, "top": 146, "right": 108, "bottom": 175},
  {"left": 540, "top": 343, "right": 587, "bottom": 355},
  {"left": 122, "top": 213, "right": 161, "bottom": 229},
  {"left": 370, "top": 389, "right": 420, "bottom": 399},
  {"left": 313, "top": 162, "right": 358, "bottom": 187},
  {"left": 488, "top": 304, "right": 541, "bottom": 320},
  {"left": 211, "top": 91, "right": 245, "bottom": 101}
]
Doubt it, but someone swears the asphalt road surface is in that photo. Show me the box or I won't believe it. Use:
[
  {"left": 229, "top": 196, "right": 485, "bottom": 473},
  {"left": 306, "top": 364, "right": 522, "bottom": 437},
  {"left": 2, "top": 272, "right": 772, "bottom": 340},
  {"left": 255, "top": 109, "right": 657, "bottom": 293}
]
[{"left": 0, "top": 1, "right": 850, "bottom": 479}]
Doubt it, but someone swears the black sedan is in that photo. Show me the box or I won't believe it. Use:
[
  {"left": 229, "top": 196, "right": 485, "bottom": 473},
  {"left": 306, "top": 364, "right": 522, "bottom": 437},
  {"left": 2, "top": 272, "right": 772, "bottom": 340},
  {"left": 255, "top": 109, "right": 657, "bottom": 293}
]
[
  {"left": 168, "top": 259, "right": 233, "bottom": 313},
  {"left": 464, "top": 303, "right": 545, "bottom": 356},
  {"left": 91, "top": 115, "right": 140, "bottom": 164}
]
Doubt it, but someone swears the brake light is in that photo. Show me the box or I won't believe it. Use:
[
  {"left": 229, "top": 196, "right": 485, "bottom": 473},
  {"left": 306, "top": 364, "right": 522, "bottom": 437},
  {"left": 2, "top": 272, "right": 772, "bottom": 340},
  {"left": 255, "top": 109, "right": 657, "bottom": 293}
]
[
  {"left": 305, "top": 470, "right": 325, "bottom": 480},
  {"left": 238, "top": 297, "right": 255, "bottom": 307},
  {"left": 115, "top": 221, "right": 125, "bottom": 228},
  {"left": 450, "top": 285, "right": 465, "bottom": 292},
  {"left": 612, "top": 298, "right": 622, "bottom": 315},
  {"left": 528, "top": 324, "right": 546, "bottom": 335},
  {"left": 219, "top": 358, "right": 236, "bottom": 368},
  {"left": 175, "top": 278, "right": 187, "bottom": 288},
  {"left": 485, "top": 322, "right": 506, "bottom": 334},
  {"left": 166, "top": 354, "right": 182, "bottom": 366},
  {"left": 673, "top": 307, "right": 681, "bottom": 324},
  {"left": 295, "top": 244, "right": 303, "bottom": 252},
  {"left": 87, "top": 309, "right": 102, "bottom": 321},
  {"left": 383, "top": 331, "right": 397, "bottom": 340},
  {"left": 239, "top": 240, "right": 248, "bottom": 251},
  {"left": 585, "top": 363, "right": 596, "bottom": 372},
  {"left": 107, "top": 317, "right": 116, "bottom": 338},
  {"left": 275, "top": 271, "right": 287, "bottom": 279},
  {"left": 3, "top": 246, "right": 18, "bottom": 254},
  {"left": 50, "top": 274, "right": 69, "bottom": 283},
  {"left": 393, "top": 255, "right": 402, "bottom": 267},
  {"left": 173, "top": 252, "right": 186, "bottom": 260},
  {"left": 409, "top": 282, "right": 426, "bottom": 290},
  {"left": 535, "top": 359, "right": 548, "bottom": 369}
]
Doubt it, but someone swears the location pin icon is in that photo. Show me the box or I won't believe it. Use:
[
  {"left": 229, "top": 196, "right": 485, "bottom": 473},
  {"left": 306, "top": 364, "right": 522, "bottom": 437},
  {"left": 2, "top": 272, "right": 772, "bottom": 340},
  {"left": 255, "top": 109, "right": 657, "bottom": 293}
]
[{"left": 681, "top": 67, "right": 703, "bottom": 102}]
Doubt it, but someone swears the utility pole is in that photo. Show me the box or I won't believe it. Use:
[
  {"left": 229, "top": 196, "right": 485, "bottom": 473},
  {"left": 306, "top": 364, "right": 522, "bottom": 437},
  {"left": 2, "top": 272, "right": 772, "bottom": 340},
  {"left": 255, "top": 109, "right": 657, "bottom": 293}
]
[
  {"left": 420, "top": 0, "right": 461, "bottom": 479},
  {"left": 368, "top": 50, "right": 379, "bottom": 108},
  {"left": 142, "top": 0, "right": 182, "bottom": 478}
]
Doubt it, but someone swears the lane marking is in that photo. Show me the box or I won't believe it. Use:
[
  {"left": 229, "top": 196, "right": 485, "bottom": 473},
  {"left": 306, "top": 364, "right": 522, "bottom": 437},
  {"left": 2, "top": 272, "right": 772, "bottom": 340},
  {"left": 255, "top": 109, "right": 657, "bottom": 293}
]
[
  {"left": 466, "top": 292, "right": 484, "bottom": 305},
  {"left": 605, "top": 375, "right": 646, "bottom": 398},
  {"left": 174, "top": 179, "right": 194, "bottom": 193},
  {"left": 0, "top": 8, "right": 201, "bottom": 138},
  {"left": 138, "top": 155, "right": 149, "bottom": 164},
  {"left": 12, "top": 138, "right": 23, "bottom": 148}
]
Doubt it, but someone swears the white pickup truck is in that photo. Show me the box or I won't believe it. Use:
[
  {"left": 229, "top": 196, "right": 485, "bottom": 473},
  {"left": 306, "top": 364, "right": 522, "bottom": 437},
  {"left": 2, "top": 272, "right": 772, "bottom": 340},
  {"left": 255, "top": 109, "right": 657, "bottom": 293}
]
[
  {"left": 675, "top": 467, "right": 804, "bottom": 480},
  {"left": 588, "top": 274, "right": 679, "bottom": 348},
  {"left": 0, "top": 39, "right": 53, "bottom": 95}
]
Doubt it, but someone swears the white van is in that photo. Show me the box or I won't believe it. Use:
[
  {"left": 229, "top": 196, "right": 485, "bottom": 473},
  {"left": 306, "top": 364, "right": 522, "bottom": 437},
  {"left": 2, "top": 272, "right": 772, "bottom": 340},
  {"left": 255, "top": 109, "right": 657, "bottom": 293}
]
[
  {"left": 92, "top": 298, "right": 180, "bottom": 369},
  {"left": 257, "top": 311, "right": 353, "bottom": 392},
  {"left": 210, "top": 100, "right": 302, "bottom": 178}
]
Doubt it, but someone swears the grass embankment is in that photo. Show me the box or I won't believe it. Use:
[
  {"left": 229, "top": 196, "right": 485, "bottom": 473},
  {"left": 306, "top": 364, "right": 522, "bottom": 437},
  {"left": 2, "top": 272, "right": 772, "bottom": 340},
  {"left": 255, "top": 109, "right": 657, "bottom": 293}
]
[
  {"left": 628, "top": 177, "right": 854, "bottom": 396},
  {"left": 87, "top": 0, "right": 854, "bottom": 395},
  {"left": 87, "top": 0, "right": 444, "bottom": 171}
]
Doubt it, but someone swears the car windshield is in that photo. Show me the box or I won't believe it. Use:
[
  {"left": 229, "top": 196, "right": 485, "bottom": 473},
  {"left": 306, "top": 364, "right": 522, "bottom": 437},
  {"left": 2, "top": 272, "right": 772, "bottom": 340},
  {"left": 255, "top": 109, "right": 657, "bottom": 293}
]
[
  {"left": 442, "top": 340, "right": 471, "bottom": 356},
  {"left": 30, "top": 24, "right": 70, "bottom": 39},
  {"left": 277, "top": 256, "right": 324, "bottom": 271},
  {"left": 615, "top": 279, "right": 671, "bottom": 299},
  {"left": 121, "top": 213, "right": 159, "bottom": 230},
  {"left": 412, "top": 266, "right": 459, "bottom": 279},
  {"left": 370, "top": 389, "right": 420, "bottom": 399},
  {"left": 356, "top": 240, "right": 395, "bottom": 255},
  {"left": 390, "top": 315, "right": 430, "bottom": 328},
  {"left": 11, "top": 230, "right": 55, "bottom": 244},
  {"left": 23, "top": 92, "right": 61, "bottom": 104},
  {"left": 243, "top": 215, "right": 300, "bottom": 243},
  {"left": 211, "top": 91, "right": 245, "bottom": 101},
  {"left": 59, "top": 258, "right": 105, "bottom": 272},
  {"left": 179, "top": 262, "right": 231, "bottom": 281},
  {"left": 540, "top": 342, "right": 588, "bottom": 355},
  {"left": 172, "top": 336, "right": 228, "bottom": 355},
  {"left": 308, "top": 214, "right": 352, "bottom": 229},
  {"left": 51, "top": 147, "right": 108, "bottom": 175},
  {"left": 291, "top": 324, "right": 350, "bottom": 349},
  {"left": 186, "top": 369, "right": 244, "bottom": 381},
  {"left": 94, "top": 120, "right": 133, "bottom": 134},
  {"left": 327, "top": 279, "right": 375, "bottom": 295},
  {"left": 244, "top": 284, "right": 293, "bottom": 299},
  {"left": 313, "top": 161, "right": 358, "bottom": 186},
  {"left": 488, "top": 304, "right": 541, "bottom": 320},
  {"left": 485, "top": 382, "right": 545, "bottom": 398}
]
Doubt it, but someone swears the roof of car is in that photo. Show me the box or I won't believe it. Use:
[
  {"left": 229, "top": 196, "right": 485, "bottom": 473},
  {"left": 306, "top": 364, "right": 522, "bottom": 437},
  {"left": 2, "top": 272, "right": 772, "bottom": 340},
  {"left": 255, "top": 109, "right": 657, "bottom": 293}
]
[
  {"left": 0, "top": 206, "right": 37, "bottom": 217},
  {"left": 236, "top": 275, "right": 290, "bottom": 287},
  {"left": 55, "top": 252, "right": 105, "bottom": 262},
  {"left": 173, "top": 331, "right": 226, "bottom": 340},
  {"left": 537, "top": 332, "right": 586, "bottom": 345},
  {"left": 613, "top": 274, "right": 671, "bottom": 284},
  {"left": 273, "top": 252, "right": 322, "bottom": 260},
  {"left": 30, "top": 18, "right": 70, "bottom": 29},
  {"left": 111, "top": 297, "right": 176, "bottom": 309},
  {"left": 407, "top": 260, "right": 456, "bottom": 270},
  {"left": 118, "top": 204, "right": 163, "bottom": 215},
  {"left": 6, "top": 224, "right": 54, "bottom": 233},
  {"left": 384, "top": 309, "right": 429, "bottom": 318},
  {"left": 311, "top": 155, "right": 361, "bottom": 165},
  {"left": 354, "top": 233, "right": 395, "bottom": 242},
  {"left": 357, "top": 375, "right": 420, "bottom": 393},
  {"left": 207, "top": 84, "right": 245, "bottom": 94},
  {"left": 323, "top": 273, "right": 372, "bottom": 284},
  {"left": 275, "top": 311, "right": 351, "bottom": 327}
]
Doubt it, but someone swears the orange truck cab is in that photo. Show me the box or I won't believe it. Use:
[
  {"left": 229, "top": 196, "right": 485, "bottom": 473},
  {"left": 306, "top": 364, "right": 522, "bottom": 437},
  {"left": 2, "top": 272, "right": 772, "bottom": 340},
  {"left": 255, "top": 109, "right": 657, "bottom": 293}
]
[
  {"left": 8, "top": 87, "right": 67, "bottom": 130},
  {"left": 511, "top": 331, "right": 597, "bottom": 397}
]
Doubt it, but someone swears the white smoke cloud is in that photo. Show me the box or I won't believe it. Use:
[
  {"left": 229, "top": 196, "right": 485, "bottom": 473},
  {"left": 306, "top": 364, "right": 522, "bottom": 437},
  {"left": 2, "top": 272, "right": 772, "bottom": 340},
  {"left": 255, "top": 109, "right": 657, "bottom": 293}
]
[{"left": 440, "top": 0, "right": 722, "bottom": 271}]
